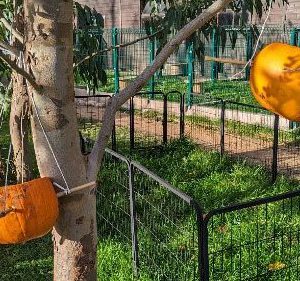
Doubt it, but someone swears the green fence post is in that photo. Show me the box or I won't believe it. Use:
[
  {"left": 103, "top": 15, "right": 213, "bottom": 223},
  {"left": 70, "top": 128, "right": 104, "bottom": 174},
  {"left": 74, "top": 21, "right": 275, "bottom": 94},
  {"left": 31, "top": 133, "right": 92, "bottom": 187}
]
[
  {"left": 245, "top": 28, "right": 253, "bottom": 81},
  {"left": 289, "top": 28, "right": 298, "bottom": 129},
  {"left": 187, "top": 41, "right": 194, "bottom": 108},
  {"left": 112, "top": 27, "right": 120, "bottom": 95},
  {"left": 210, "top": 28, "right": 219, "bottom": 80},
  {"left": 149, "top": 28, "right": 155, "bottom": 98}
]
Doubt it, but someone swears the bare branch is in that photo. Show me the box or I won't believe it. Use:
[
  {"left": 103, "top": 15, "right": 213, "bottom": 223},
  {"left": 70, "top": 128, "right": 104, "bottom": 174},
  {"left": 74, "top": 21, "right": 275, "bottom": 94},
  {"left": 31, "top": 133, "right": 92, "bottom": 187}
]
[
  {"left": 0, "top": 51, "right": 42, "bottom": 92},
  {"left": 87, "top": 0, "right": 234, "bottom": 179},
  {"left": 73, "top": 29, "right": 163, "bottom": 69},
  {"left": 0, "top": 12, "right": 24, "bottom": 44},
  {"left": 0, "top": 40, "right": 20, "bottom": 57}
]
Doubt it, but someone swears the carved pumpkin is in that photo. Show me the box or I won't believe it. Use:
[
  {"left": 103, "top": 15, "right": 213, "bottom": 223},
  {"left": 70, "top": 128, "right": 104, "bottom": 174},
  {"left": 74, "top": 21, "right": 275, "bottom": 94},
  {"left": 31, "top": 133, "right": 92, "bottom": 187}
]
[
  {"left": 250, "top": 42, "right": 300, "bottom": 121},
  {"left": 0, "top": 178, "right": 59, "bottom": 244}
]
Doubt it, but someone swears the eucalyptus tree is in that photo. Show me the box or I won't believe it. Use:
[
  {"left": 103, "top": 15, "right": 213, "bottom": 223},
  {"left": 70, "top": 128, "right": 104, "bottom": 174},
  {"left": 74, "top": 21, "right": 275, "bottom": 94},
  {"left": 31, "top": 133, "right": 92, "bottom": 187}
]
[{"left": 0, "top": 0, "right": 274, "bottom": 280}]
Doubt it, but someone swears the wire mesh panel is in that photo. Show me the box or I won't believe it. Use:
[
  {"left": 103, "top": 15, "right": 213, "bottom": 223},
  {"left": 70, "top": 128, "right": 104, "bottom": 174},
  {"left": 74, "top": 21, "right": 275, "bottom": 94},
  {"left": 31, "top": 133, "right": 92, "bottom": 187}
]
[
  {"left": 132, "top": 161, "right": 200, "bottom": 280},
  {"left": 260, "top": 25, "right": 292, "bottom": 45},
  {"left": 97, "top": 151, "right": 134, "bottom": 280},
  {"left": 224, "top": 102, "right": 274, "bottom": 170},
  {"left": 205, "top": 191, "right": 300, "bottom": 281},
  {"left": 185, "top": 97, "right": 222, "bottom": 151},
  {"left": 166, "top": 91, "right": 184, "bottom": 142},
  {"left": 115, "top": 98, "right": 131, "bottom": 150},
  {"left": 132, "top": 92, "right": 165, "bottom": 148},
  {"left": 119, "top": 29, "right": 149, "bottom": 89},
  {"left": 278, "top": 124, "right": 300, "bottom": 180},
  {"left": 76, "top": 95, "right": 111, "bottom": 153}
]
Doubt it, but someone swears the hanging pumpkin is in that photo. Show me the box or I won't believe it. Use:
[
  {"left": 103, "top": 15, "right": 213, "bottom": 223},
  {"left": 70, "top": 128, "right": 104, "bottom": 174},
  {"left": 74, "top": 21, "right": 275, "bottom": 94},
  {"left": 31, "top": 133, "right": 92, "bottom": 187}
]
[
  {"left": 250, "top": 42, "right": 300, "bottom": 121},
  {"left": 0, "top": 177, "right": 59, "bottom": 244}
]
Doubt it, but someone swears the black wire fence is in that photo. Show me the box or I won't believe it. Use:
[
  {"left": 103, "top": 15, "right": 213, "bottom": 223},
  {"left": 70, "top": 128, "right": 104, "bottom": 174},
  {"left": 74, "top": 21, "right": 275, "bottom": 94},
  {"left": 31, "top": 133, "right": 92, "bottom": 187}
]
[
  {"left": 76, "top": 91, "right": 300, "bottom": 182},
  {"left": 98, "top": 148, "right": 202, "bottom": 280},
  {"left": 99, "top": 148, "right": 300, "bottom": 281}
]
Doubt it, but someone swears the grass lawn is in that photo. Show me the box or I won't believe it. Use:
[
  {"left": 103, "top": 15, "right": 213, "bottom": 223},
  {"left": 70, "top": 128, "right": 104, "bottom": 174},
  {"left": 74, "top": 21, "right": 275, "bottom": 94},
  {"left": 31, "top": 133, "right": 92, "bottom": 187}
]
[
  {"left": 76, "top": 70, "right": 258, "bottom": 106},
  {"left": 1, "top": 134, "right": 300, "bottom": 280}
]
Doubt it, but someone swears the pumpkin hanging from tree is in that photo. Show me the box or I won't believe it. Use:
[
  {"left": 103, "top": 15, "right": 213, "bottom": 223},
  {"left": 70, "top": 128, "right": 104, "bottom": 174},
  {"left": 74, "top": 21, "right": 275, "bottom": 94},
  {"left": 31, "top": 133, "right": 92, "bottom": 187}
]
[
  {"left": 0, "top": 178, "right": 59, "bottom": 244},
  {"left": 250, "top": 42, "right": 300, "bottom": 121}
]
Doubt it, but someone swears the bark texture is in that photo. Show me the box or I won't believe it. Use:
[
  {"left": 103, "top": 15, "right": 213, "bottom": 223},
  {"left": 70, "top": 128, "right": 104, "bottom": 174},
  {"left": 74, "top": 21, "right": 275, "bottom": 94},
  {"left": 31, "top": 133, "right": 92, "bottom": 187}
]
[
  {"left": 10, "top": 2, "right": 32, "bottom": 183},
  {"left": 10, "top": 73, "right": 32, "bottom": 183},
  {"left": 0, "top": 150, "right": 4, "bottom": 186},
  {"left": 24, "top": 1, "right": 97, "bottom": 280}
]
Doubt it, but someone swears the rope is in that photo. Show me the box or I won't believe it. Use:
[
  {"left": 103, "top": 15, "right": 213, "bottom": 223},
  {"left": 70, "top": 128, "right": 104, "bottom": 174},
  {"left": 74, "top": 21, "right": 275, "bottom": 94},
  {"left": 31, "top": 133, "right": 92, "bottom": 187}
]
[
  {"left": 30, "top": 94, "right": 70, "bottom": 195},
  {"left": 19, "top": 53, "right": 70, "bottom": 195},
  {"left": 229, "top": 3, "right": 272, "bottom": 80}
]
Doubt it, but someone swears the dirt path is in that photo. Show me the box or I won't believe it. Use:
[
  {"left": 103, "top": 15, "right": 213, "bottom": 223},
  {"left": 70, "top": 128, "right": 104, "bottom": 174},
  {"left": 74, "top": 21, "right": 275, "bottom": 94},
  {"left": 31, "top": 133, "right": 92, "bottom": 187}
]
[{"left": 76, "top": 96, "right": 300, "bottom": 180}]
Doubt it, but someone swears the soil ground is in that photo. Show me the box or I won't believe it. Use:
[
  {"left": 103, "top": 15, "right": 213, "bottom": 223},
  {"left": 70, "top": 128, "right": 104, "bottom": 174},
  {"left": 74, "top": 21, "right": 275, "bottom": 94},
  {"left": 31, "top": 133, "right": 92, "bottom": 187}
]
[{"left": 75, "top": 90, "right": 300, "bottom": 180}]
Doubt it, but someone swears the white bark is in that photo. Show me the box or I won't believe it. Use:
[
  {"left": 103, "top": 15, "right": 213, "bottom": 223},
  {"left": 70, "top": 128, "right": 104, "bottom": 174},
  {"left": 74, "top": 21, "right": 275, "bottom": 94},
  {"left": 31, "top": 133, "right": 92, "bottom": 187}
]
[{"left": 24, "top": 0, "right": 97, "bottom": 280}]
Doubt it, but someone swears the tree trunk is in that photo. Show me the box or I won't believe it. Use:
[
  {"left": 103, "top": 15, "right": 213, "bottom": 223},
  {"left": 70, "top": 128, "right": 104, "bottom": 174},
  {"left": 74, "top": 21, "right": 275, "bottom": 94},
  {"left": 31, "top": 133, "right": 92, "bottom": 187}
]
[
  {"left": 0, "top": 149, "right": 4, "bottom": 185},
  {"left": 24, "top": 1, "right": 97, "bottom": 280},
  {"left": 10, "top": 72, "right": 32, "bottom": 183},
  {"left": 10, "top": 1, "right": 32, "bottom": 183}
]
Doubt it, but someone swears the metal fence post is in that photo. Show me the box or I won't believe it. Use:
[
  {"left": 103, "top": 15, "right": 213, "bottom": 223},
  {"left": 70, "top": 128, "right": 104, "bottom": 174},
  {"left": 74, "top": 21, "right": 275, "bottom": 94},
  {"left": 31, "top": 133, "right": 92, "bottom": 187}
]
[
  {"left": 187, "top": 41, "right": 194, "bottom": 108},
  {"left": 289, "top": 28, "right": 299, "bottom": 130},
  {"left": 112, "top": 27, "right": 120, "bottom": 95},
  {"left": 130, "top": 97, "right": 135, "bottom": 150},
  {"left": 245, "top": 28, "right": 253, "bottom": 80},
  {"left": 210, "top": 28, "right": 219, "bottom": 80},
  {"left": 199, "top": 219, "right": 209, "bottom": 281},
  {"left": 191, "top": 199, "right": 209, "bottom": 281},
  {"left": 111, "top": 122, "right": 117, "bottom": 151},
  {"left": 163, "top": 94, "right": 168, "bottom": 144},
  {"left": 220, "top": 100, "right": 226, "bottom": 157},
  {"left": 180, "top": 93, "right": 185, "bottom": 138},
  {"left": 149, "top": 28, "right": 155, "bottom": 99},
  {"left": 128, "top": 163, "right": 140, "bottom": 277},
  {"left": 272, "top": 114, "right": 279, "bottom": 183}
]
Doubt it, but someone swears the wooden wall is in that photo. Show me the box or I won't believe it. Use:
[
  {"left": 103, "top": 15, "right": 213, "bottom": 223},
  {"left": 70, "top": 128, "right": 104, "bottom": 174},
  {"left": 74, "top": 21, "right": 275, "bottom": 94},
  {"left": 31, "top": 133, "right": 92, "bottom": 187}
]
[
  {"left": 77, "top": 0, "right": 141, "bottom": 28},
  {"left": 78, "top": 0, "right": 300, "bottom": 28}
]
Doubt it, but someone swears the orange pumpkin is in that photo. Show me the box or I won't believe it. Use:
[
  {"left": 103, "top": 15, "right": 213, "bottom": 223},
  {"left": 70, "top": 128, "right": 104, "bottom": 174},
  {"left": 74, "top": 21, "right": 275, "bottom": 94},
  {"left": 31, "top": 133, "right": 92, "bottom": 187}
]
[
  {"left": 250, "top": 42, "right": 300, "bottom": 121},
  {"left": 0, "top": 178, "right": 59, "bottom": 244}
]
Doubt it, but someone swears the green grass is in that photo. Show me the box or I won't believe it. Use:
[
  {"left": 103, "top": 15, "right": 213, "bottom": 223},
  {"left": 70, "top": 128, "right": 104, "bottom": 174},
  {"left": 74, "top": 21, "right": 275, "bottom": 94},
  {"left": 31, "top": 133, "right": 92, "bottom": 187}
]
[
  {"left": 98, "top": 139, "right": 300, "bottom": 280},
  {"left": 122, "top": 139, "right": 299, "bottom": 211},
  {"left": 75, "top": 69, "right": 258, "bottom": 106},
  {"left": 2, "top": 125, "right": 300, "bottom": 280}
]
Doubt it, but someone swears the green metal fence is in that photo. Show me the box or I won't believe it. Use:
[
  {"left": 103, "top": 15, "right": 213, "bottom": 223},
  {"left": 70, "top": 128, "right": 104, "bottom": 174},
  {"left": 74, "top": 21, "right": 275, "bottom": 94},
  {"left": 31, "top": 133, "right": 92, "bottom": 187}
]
[{"left": 75, "top": 25, "right": 296, "bottom": 105}]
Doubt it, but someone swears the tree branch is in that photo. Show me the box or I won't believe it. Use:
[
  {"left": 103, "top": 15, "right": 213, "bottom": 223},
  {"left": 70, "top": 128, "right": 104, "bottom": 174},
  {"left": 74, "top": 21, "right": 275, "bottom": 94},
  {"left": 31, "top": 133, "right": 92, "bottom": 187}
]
[
  {"left": 0, "top": 40, "right": 20, "bottom": 57},
  {"left": 0, "top": 51, "right": 42, "bottom": 92},
  {"left": 87, "top": 0, "right": 234, "bottom": 179},
  {"left": 73, "top": 29, "right": 163, "bottom": 69},
  {"left": 0, "top": 10, "right": 24, "bottom": 44}
]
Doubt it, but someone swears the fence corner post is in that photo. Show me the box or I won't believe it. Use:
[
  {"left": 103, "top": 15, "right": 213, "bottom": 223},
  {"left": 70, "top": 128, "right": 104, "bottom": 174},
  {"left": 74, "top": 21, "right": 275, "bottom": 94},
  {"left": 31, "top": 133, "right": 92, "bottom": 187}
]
[
  {"left": 195, "top": 205, "right": 209, "bottom": 281},
  {"left": 245, "top": 28, "right": 253, "bottom": 81},
  {"left": 210, "top": 28, "right": 219, "bottom": 81},
  {"left": 163, "top": 94, "right": 168, "bottom": 144},
  {"left": 272, "top": 114, "right": 279, "bottom": 183},
  {"left": 289, "top": 28, "right": 299, "bottom": 129},
  {"left": 112, "top": 27, "right": 120, "bottom": 95},
  {"left": 111, "top": 122, "right": 117, "bottom": 151},
  {"left": 180, "top": 93, "right": 185, "bottom": 139}
]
